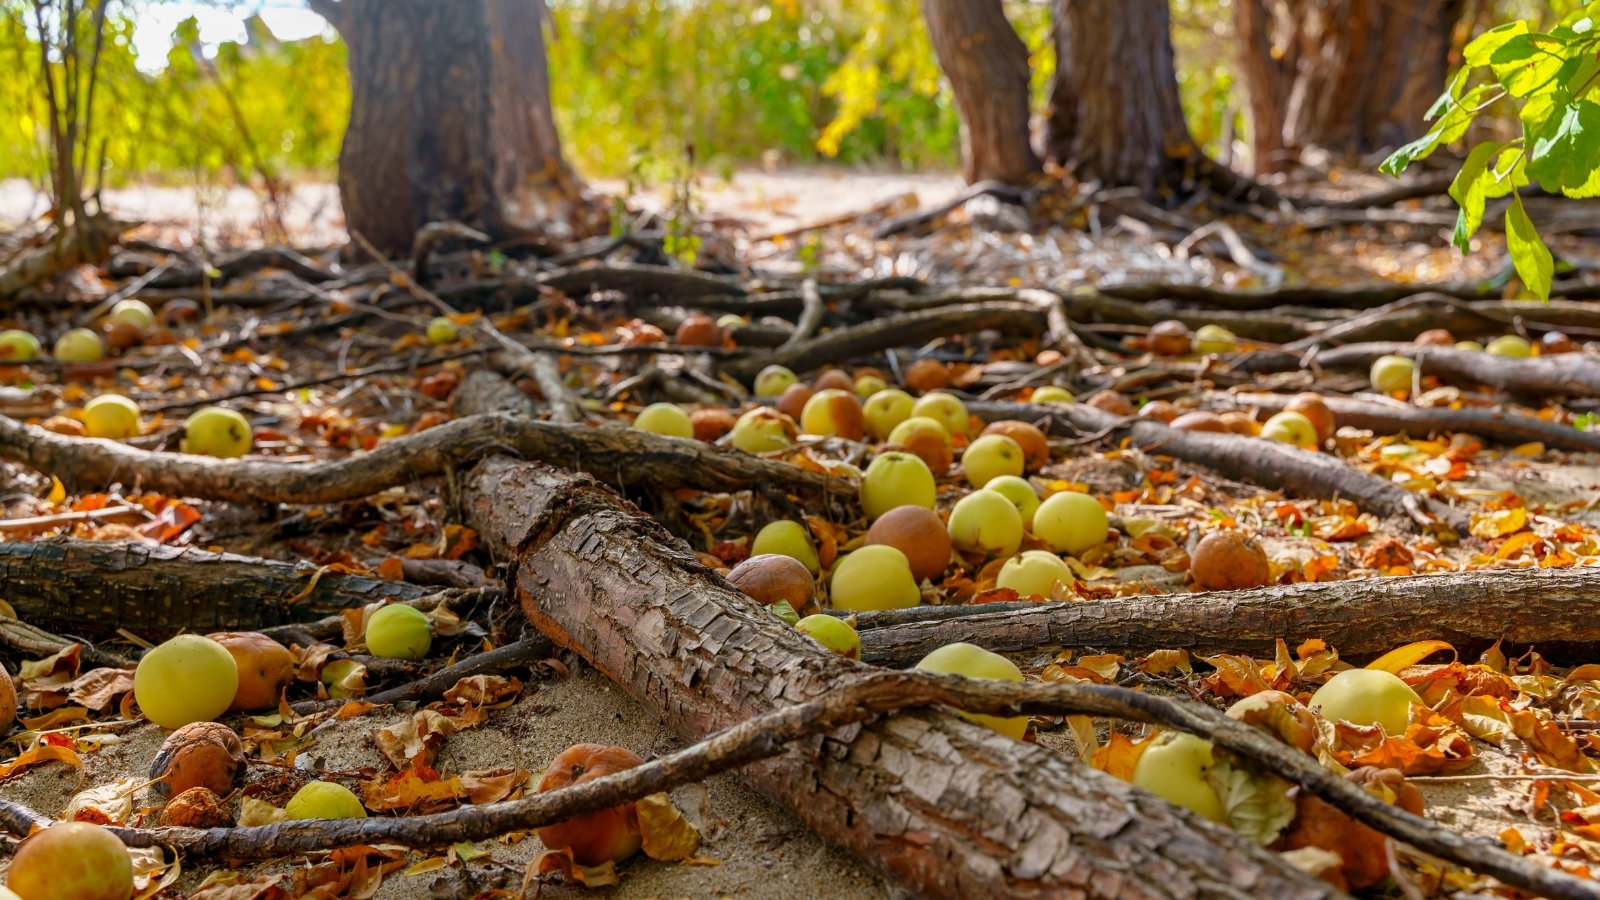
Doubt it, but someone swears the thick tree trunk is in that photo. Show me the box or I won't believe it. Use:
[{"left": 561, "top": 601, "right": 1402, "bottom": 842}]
[
  {"left": 921, "top": 0, "right": 1039, "bottom": 184},
  {"left": 336, "top": 0, "right": 593, "bottom": 255},
  {"left": 1046, "top": 0, "right": 1198, "bottom": 196},
  {"left": 461, "top": 456, "right": 1334, "bottom": 898},
  {"left": 1235, "top": 0, "right": 1466, "bottom": 172}
]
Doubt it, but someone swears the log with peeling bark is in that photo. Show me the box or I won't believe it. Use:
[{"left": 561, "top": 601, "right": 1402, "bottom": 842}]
[
  {"left": 855, "top": 566, "right": 1600, "bottom": 666},
  {"left": 0, "top": 539, "right": 456, "bottom": 638},
  {"left": 1235, "top": 342, "right": 1600, "bottom": 399},
  {"left": 968, "top": 401, "right": 1468, "bottom": 531},
  {"left": 455, "top": 456, "right": 1334, "bottom": 898},
  {"left": 1210, "top": 391, "right": 1600, "bottom": 453},
  {"left": 0, "top": 411, "right": 853, "bottom": 507}
]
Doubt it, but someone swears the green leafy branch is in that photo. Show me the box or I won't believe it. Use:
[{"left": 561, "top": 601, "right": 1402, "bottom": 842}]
[{"left": 1382, "top": 1, "right": 1600, "bottom": 300}]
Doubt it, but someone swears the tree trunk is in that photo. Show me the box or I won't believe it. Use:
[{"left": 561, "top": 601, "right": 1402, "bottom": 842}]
[
  {"left": 1046, "top": 0, "right": 1199, "bottom": 196},
  {"left": 335, "top": 0, "right": 593, "bottom": 256},
  {"left": 1235, "top": 0, "right": 1466, "bottom": 172},
  {"left": 921, "top": 0, "right": 1039, "bottom": 184},
  {"left": 461, "top": 456, "right": 1335, "bottom": 899}
]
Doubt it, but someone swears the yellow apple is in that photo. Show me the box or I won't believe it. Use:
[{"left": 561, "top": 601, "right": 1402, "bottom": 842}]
[
  {"left": 1486, "top": 334, "right": 1532, "bottom": 358},
  {"left": 863, "top": 388, "right": 915, "bottom": 441},
  {"left": 801, "top": 388, "right": 867, "bottom": 440},
  {"left": 914, "top": 642, "right": 1027, "bottom": 739},
  {"left": 795, "top": 614, "right": 861, "bottom": 659},
  {"left": 983, "top": 475, "right": 1040, "bottom": 528},
  {"left": 426, "top": 317, "right": 459, "bottom": 345},
  {"left": 911, "top": 391, "right": 969, "bottom": 437},
  {"left": 135, "top": 634, "right": 239, "bottom": 730},
  {"left": 886, "top": 415, "right": 953, "bottom": 471},
  {"left": 1194, "top": 324, "right": 1238, "bottom": 355},
  {"left": 1455, "top": 340, "right": 1484, "bottom": 352},
  {"left": 633, "top": 402, "right": 694, "bottom": 438},
  {"left": 1369, "top": 354, "right": 1416, "bottom": 394},
  {"left": 947, "top": 490, "right": 1024, "bottom": 557},
  {"left": 53, "top": 327, "right": 104, "bottom": 363},
  {"left": 109, "top": 298, "right": 156, "bottom": 330},
  {"left": 861, "top": 450, "right": 936, "bottom": 518},
  {"left": 182, "top": 407, "right": 253, "bottom": 458},
  {"left": 1309, "top": 668, "right": 1421, "bottom": 734},
  {"left": 853, "top": 373, "right": 888, "bottom": 397},
  {"left": 1129, "top": 732, "right": 1225, "bottom": 822},
  {"left": 995, "top": 550, "right": 1075, "bottom": 599},
  {"left": 961, "top": 434, "right": 1025, "bottom": 488},
  {"left": 1259, "top": 411, "right": 1318, "bottom": 449},
  {"left": 1032, "top": 491, "right": 1108, "bottom": 555},
  {"left": 830, "top": 544, "right": 921, "bottom": 611},
  {"left": 1031, "top": 386, "right": 1075, "bottom": 404},
  {"left": 753, "top": 365, "right": 798, "bottom": 397},
  {"left": 82, "top": 394, "right": 141, "bottom": 439},
  {"left": 752, "top": 520, "right": 820, "bottom": 574},
  {"left": 0, "top": 328, "right": 41, "bottom": 362},
  {"left": 731, "top": 407, "right": 797, "bottom": 453}
]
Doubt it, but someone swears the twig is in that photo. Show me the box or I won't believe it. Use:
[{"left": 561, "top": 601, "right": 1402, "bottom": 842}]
[
  {"left": 778, "top": 277, "right": 824, "bottom": 351},
  {"left": 144, "top": 347, "right": 490, "bottom": 414}
]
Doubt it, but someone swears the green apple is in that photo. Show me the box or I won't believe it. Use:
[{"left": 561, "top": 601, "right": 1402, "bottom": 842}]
[
  {"left": 1031, "top": 386, "right": 1075, "bottom": 404},
  {"left": 752, "top": 520, "right": 820, "bottom": 575},
  {"left": 983, "top": 475, "right": 1040, "bottom": 528},
  {"left": 914, "top": 642, "right": 1027, "bottom": 739},
  {"left": 995, "top": 550, "right": 1075, "bottom": 599},
  {"left": 82, "top": 394, "right": 141, "bottom": 439},
  {"left": 1032, "top": 490, "right": 1108, "bottom": 555},
  {"left": 830, "top": 544, "right": 921, "bottom": 611},
  {"left": 1260, "top": 411, "right": 1318, "bottom": 449},
  {"left": 109, "top": 298, "right": 156, "bottom": 330},
  {"left": 0, "top": 329, "right": 41, "bottom": 362},
  {"left": 861, "top": 450, "right": 936, "bottom": 518},
  {"left": 731, "top": 407, "right": 797, "bottom": 453},
  {"left": 364, "top": 604, "right": 432, "bottom": 660},
  {"left": 854, "top": 374, "right": 888, "bottom": 397},
  {"left": 961, "top": 434, "right": 1025, "bottom": 488},
  {"left": 1193, "top": 324, "right": 1238, "bottom": 355},
  {"left": 1486, "top": 334, "right": 1532, "bottom": 358},
  {"left": 863, "top": 388, "right": 915, "bottom": 441},
  {"left": 753, "top": 365, "right": 798, "bottom": 397},
  {"left": 426, "top": 316, "right": 459, "bottom": 345},
  {"left": 800, "top": 388, "right": 866, "bottom": 440},
  {"left": 1129, "top": 732, "right": 1225, "bottom": 822},
  {"left": 795, "top": 614, "right": 861, "bottom": 659},
  {"left": 286, "top": 781, "right": 367, "bottom": 819},
  {"left": 53, "top": 327, "right": 104, "bottom": 363},
  {"left": 1309, "top": 668, "right": 1421, "bottom": 734},
  {"left": 633, "top": 402, "right": 694, "bottom": 438},
  {"left": 134, "top": 634, "right": 239, "bottom": 729},
  {"left": 1369, "top": 354, "right": 1416, "bottom": 394},
  {"left": 716, "top": 313, "right": 746, "bottom": 330},
  {"left": 911, "top": 391, "right": 969, "bottom": 437},
  {"left": 183, "top": 407, "right": 253, "bottom": 458},
  {"left": 947, "top": 490, "right": 1024, "bottom": 557},
  {"left": 1455, "top": 340, "right": 1484, "bottom": 352}
]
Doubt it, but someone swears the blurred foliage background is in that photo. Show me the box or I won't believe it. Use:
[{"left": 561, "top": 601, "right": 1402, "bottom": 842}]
[{"left": 0, "top": 0, "right": 1586, "bottom": 189}]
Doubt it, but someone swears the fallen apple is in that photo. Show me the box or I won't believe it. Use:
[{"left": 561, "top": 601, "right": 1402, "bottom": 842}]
[
  {"left": 286, "top": 781, "right": 368, "bottom": 819},
  {"left": 690, "top": 407, "right": 736, "bottom": 442},
  {"left": 995, "top": 550, "right": 1075, "bottom": 599},
  {"left": 863, "top": 388, "right": 916, "bottom": 441},
  {"left": 0, "top": 328, "right": 41, "bottom": 362},
  {"left": 53, "top": 327, "right": 105, "bottom": 363},
  {"left": 978, "top": 420, "right": 1049, "bottom": 471},
  {"left": 109, "top": 298, "right": 156, "bottom": 331},
  {"left": 752, "top": 520, "right": 820, "bottom": 574},
  {"left": 82, "top": 394, "right": 141, "bottom": 440},
  {"left": 633, "top": 402, "right": 695, "bottom": 438},
  {"left": 911, "top": 391, "right": 969, "bottom": 437},
  {"left": 774, "top": 383, "right": 813, "bottom": 420},
  {"left": 1169, "top": 411, "right": 1229, "bottom": 433},
  {"left": 753, "top": 364, "right": 798, "bottom": 397},
  {"left": 983, "top": 474, "right": 1040, "bottom": 528},
  {"left": 1309, "top": 668, "right": 1421, "bottom": 734},
  {"left": 1193, "top": 324, "right": 1238, "bottom": 355},
  {"left": 801, "top": 388, "right": 867, "bottom": 440},
  {"left": 1032, "top": 490, "right": 1108, "bottom": 555},
  {"left": 364, "top": 604, "right": 433, "bottom": 660},
  {"left": 914, "top": 642, "right": 1027, "bottom": 739},
  {"left": 674, "top": 314, "right": 722, "bottom": 346},
  {"left": 860, "top": 450, "right": 936, "bottom": 518},
  {"left": 854, "top": 373, "right": 888, "bottom": 397},
  {"left": 864, "top": 505, "right": 951, "bottom": 583},
  {"left": 536, "top": 743, "right": 645, "bottom": 865},
  {"left": 1189, "top": 530, "right": 1272, "bottom": 591},
  {"left": 727, "top": 554, "right": 816, "bottom": 614},
  {"left": 1129, "top": 731, "right": 1225, "bottom": 822},
  {"left": 149, "top": 721, "right": 244, "bottom": 798},
  {"left": 885, "top": 415, "right": 953, "bottom": 471},
  {"left": 1148, "top": 319, "right": 1191, "bottom": 356},
  {"left": 1284, "top": 393, "right": 1335, "bottom": 444},
  {"left": 795, "top": 614, "right": 860, "bottom": 659},
  {"left": 206, "top": 631, "right": 295, "bottom": 711},
  {"left": 425, "top": 316, "right": 459, "bottom": 345},
  {"left": 813, "top": 368, "right": 854, "bottom": 392},
  {"left": 134, "top": 634, "right": 239, "bottom": 730},
  {"left": 6, "top": 821, "right": 134, "bottom": 900},
  {"left": 904, "top": 358, "right": 951, "bottom": 392},
  {"left": 731, "top": 407, "right": 797, "bottom": 453},
  {"left": 961, "top": 433, "right": 1025, "bottom": 488},
  {"left": 182, "top": 407, "right": 253, "bottom": 458},
  {"left": 1369, "top": 354, "right": 1416, "bottom": 395},
  {"left": 1260, "top": 410, "right": 1319, "bottom": 449},
  {"left": 1486, "top": 334, "right": 1531, "bottom": 358},
  {"left": 830, "top": 544, "right": 921, "bottom": 611},
  {"left": 1030, "top": 386, "right": 1075, "bottom": 404},
  {"left": 947, "top": 490, "right": 1024, "bottom": 558},
  {"left": 1455, "top": 340, "right": 1485, "bottom": 352}
]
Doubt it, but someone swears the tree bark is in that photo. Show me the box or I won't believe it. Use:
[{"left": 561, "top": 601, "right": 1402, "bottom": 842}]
[
  {"left": 460, "top": 456, "right": 1333, "bottom": 898},
  {"left": 1234, "top": 0, "right": 1467, "bottom": 171},
  {"left": 1234, "top": 342, "right": 1600, "bottom": 400},
  {"left": 921, "top": 0, "right": 1039, "bottom": 184},
  {"left": 337, "top": 0, "right": 593, "bottom": 256},
  {"left": 1046, "top": 0, "right": 1197, "bottom": 196},
  {"left": 856, "top": 567, "right": 1600, "bottom": 667}
]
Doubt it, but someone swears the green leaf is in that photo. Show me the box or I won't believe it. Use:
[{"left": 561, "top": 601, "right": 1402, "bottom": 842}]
[
  {"left": 1382, "top": 85, "right": 1493, "bottom": 175},
  {"left": 1449, "top": 141, "right": 1502, "bottom": 250},
  {"left": 1426, "top": 67, "right": 1472, "bottom": 121},
  {"left": 1505, "top": 195, "right": 1555, "bottom": 301},
  {"left": 1484, "top": 146, "right": 1529, "bottom": 199},
  {"left": 1528, "top": 96, "right": 1600, "bottom": 197},
  {"left": 1464, "top": 20, "right": 1529, "bottom": 68},
  {"left": 1491, "top": 33, "right": 1570, "bottom": 97}
]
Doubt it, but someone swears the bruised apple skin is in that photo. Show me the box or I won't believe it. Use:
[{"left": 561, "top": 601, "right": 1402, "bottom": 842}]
[
  {"left": 864, "top": 505, "right": 951, "bottom": 583},
  {"left": 979, "top": 420, "right": 1049, "bottom": 471},
  {"left": 904, "top": 358, "right": 951, "bottom": 393},
  {"left": 6, "top": 821, "right": 134, "bottom": 900},
  {"left": 206, "top": 631, "right": 295, "bottom": 711},
  {"left": 149, "top": 721, "right": 245, "bottom": 798},
  {"left": 801, "top": 388, "right": 867, "bottom": 440},
  {"left": 726, "top": 554, "right": 817, "bottom": 615},
  {"left": 537, "top": 744, "right": 646, "bottom": 866},
  {"left": 1189, "top": 531, "right": 1272, "bottom": 591},
  {"left": 885, "top": 416, "right": 953, "bottom": 472}
]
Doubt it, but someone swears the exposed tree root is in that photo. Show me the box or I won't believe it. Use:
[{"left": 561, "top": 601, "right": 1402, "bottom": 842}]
[
  {"left": 855, "top": 566, "right": 1600, "bottom": 666},
  {"left": 1235, "top": 342, "right": 1600, "bottom": 399},
  {"left": 0, "top": 411, "right": 854, "bottom": 507},
  {"left": 0, "top": 215, "right": 134, "bottom": 302},
  {"left": 0, "top": 538, "right": 468, "bottom": 638},
  {"left": 1099, "top": 279, "right": 1600, "bottom": 311},
  {"left": 969, "top": 401, "right": 1467, "bottom": 531}
]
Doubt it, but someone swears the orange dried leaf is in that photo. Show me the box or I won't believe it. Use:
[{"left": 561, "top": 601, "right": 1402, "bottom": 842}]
[{"left": 638, "top": 792, "right": 701, "bottom": 861}]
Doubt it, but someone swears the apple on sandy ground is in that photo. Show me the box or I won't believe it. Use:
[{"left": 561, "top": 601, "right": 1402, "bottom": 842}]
[
  {"left": 134, "top": 634, "right": 239, "bottom": 730},
  {"left": 536, "top": 743, "right": 646, "bottom": 865},
  {"left": 914, "top": 642, "right": 1028, "bottom": 739},
  {"left": 6, "top": 821, "right": 135, "bottom": 900}
]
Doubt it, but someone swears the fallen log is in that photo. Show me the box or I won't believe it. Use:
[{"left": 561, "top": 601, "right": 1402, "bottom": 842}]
[
  {"left": 1235, "top": 342, "right": 1600, "bottom": 399},
  {"left": 1283, "top": 294, "right": 1600, "bottom": 350},
  {"left": 856, "top": 566, "right": 1600, "bottom": 667},
  {"left": 0, "top": 411, "right": 853, "bottom": 507},
  {"left": 456, "top": 457, "right": 1334, "bottom": 897},
  {"left": 0, "top": 539, "right": 456, "bottom": 638},
  {"left": 1210, "top": 392, "right": 1600, "bottom": 453},
  {"left": 968, "top": 401, "right": 1468, "bottom": 532}
]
